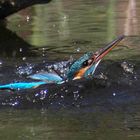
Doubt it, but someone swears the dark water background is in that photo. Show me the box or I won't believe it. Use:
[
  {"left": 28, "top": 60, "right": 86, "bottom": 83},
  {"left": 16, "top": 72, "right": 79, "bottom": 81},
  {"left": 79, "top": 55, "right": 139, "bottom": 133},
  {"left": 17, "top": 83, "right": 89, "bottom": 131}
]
[{"left": 0, "top": 0, "right": 140, "bottom": 139}]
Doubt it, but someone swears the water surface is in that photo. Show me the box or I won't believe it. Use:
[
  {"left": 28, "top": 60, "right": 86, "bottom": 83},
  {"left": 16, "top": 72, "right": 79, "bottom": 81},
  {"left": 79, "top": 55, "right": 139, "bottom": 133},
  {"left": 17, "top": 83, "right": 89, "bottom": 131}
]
[{"left": 0, "top": 0, "right": 140, "bottom": 139}]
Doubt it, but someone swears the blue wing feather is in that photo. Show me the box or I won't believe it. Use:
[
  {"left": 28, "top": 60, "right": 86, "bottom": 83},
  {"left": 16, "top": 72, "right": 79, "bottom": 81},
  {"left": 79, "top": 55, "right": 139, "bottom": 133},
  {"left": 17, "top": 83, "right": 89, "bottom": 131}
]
[
  {"left": 0, "top": 81, "right": 46, "bottom": 90},
  {"left": 0, "top": 73, "right": 64, "bottom": 90},
  {"left": 29, "top": 72, "right": 63, "bottom": 83}
]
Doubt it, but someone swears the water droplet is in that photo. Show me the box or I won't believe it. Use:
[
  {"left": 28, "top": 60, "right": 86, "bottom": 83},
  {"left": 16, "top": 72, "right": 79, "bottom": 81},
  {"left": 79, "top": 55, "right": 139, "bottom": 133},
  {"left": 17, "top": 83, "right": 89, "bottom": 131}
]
[
  {"left": 61, "top": 95, "right": 64, "bottom": 99},
  {"left": 76, "top": 48, "right": 80, "bottom": 52},
  {"left": 73, "top": 91, "right": 80, "bottom": 101},
  {"left": 26, "top": 16, "right": 30, "bottom": 22},
  {"left": 113, "top": 93, "right": 116, "bottom": 96},
  {"left": 63, "top": 16, "right": 67, "bottom": 19},
  {"left": 22, "top": 57, "right": 26, "bottom": 61},
  {"left": 18, "top": 88, "right": 22, "bottom": 91},
  {"left": 19, "top": 48, "right": 22, "bottom": 52},
  {"left": 121, "top": 61, "right": 134, "bottom": 74},
  {"left": 40, "top": 90, "right": 48, "bottom": 100},
  {"left": 60, "top": 69, "right": 64, "bottom": 74},
  {"left": 65, "top": 89, "right": 68, "bottom": 93},
  {"left": 42, "top": 48, "right": 45, "bottom": 51},
  {"left": 11, "top": 101, "right": 19, "bottom": 106},
  {"left": 53, "top": 64, "right": 58, "bottom": 70},
  {"left": 33, "top": 99, "right": 36, "bottom": 103},
  {"left": 0, "top": 61, "right": 3, "bottom": 65},
  {"left": 35, "top": 93, "right": 39, "bottom": 97},
  {"left": 73, "top": 91, "right": 79, "bottom": 94},
  {"left": 16, "top": 63, "right": 34, "bottom": 76},
  {"left": 11, "top": 1, "right": 15, "bottom": 6},
  {"left": 134, "top": 76, "right": 137, "bottom": 80}
]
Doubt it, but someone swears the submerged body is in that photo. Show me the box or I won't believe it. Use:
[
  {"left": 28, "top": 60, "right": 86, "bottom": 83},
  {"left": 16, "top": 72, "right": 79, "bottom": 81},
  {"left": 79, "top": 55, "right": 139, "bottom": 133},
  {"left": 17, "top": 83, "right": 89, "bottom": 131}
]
[{"left": 0, "top": 35, "right": 125, "bottom": 90}]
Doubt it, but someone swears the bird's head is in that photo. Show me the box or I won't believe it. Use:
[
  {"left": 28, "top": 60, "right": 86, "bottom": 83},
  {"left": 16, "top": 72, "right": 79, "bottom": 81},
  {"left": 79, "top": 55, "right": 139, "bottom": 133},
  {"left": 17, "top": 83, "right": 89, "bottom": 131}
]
[{"left": 67, "top": 35, "right": 125, "bottom": 80}]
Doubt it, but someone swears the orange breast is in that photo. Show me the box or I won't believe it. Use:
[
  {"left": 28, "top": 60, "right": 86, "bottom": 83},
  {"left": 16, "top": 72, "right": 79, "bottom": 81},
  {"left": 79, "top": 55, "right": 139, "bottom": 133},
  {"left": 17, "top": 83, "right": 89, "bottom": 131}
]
[{"left": 73, "top": 66, "right": 89, "bottom": 80}]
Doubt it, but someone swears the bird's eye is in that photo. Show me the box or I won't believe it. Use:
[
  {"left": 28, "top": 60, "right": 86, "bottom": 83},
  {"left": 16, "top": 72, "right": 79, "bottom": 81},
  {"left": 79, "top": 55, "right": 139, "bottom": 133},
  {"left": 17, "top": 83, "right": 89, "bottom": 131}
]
[
  {"left": 82, "top": 59, "right": 93, "bottom": 67},
  {"left": 82, "top": 60, "right": 89, "bottom": 67}
]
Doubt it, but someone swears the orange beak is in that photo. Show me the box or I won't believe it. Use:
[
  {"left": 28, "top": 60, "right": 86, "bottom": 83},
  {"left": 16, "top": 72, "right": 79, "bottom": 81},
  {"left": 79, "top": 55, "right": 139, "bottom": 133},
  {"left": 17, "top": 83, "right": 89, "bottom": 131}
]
[
  {"left": 94, "top": 35, "right": 125, "bottom": 62},
  {"left": 73, "top": 35, "right": 125, "bottom": 80}
]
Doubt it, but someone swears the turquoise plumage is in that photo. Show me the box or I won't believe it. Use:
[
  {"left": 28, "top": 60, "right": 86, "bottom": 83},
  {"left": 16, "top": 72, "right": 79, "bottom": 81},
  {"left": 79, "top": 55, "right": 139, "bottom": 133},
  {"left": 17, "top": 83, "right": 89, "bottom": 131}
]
[
  {"left": 0, "top": 81, "right": 46, "bottom": 90},
  {"left": 67, "top": 52, "right": 93, "bottom": 79},
  {"left": 28, "top": 72, "right": 63, "bottom": 83}
]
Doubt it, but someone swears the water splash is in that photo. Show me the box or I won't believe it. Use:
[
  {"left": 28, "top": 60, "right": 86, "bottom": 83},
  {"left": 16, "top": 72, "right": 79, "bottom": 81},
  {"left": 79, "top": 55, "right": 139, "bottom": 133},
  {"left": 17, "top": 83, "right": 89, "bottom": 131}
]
[
  {"left": 121, "top": 61, "right": 134, "bottom": 74},
  {"left": 16, "top": 63, "right": 34, "bottom": 76}
]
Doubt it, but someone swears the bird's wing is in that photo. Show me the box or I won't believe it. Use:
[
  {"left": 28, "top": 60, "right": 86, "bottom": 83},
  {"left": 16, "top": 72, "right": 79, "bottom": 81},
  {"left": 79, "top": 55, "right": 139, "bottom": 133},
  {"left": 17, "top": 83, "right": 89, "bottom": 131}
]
[
  {"left": 0, "top": 81, "right": 46, "bottom": 90},
  {"left": 28, "top": 72, "right": 64, "bottom": 84},
  {"left": 0, "top": 73, "right": 63, "bottom": 91}
]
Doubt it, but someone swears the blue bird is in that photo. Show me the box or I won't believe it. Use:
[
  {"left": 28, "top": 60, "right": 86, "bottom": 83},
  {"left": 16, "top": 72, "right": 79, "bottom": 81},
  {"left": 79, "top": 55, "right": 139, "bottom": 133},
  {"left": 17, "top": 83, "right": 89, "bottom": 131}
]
[{"left": 0, "top": 35, "right": 125, "bottom": 90}]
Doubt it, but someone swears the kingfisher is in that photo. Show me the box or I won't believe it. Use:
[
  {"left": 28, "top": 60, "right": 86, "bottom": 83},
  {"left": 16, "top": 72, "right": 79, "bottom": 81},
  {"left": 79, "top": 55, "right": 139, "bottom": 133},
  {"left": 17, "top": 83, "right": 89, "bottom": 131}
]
[{"left": 0, "top": 35, "right": 125, "bottom": 90}]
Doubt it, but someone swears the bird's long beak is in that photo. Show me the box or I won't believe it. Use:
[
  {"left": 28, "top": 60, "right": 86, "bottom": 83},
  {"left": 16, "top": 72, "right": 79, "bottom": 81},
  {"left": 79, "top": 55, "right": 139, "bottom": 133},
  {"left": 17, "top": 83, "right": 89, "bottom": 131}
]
[
  {"left": 73, "top": 35, "right": 125, "bottom": 80},
  {"left": 94, "top": 35, "right": 125, "bottom": 62}
]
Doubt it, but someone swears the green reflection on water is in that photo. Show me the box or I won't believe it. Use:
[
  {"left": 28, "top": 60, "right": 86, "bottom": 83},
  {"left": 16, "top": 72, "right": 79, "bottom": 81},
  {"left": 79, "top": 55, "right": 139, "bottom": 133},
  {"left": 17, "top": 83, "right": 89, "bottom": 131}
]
[
  {"left": 107, "top": 0, "right": 116, "bottom": 41},
  {"left": 31, "top": 0, "right": 109, "bottom": 47},
  {"left": 0, "top": 109, "right": 140, "bottom": 140},
  {"left": 7, "top": 0, "right": 140, "bottom": 60}
]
